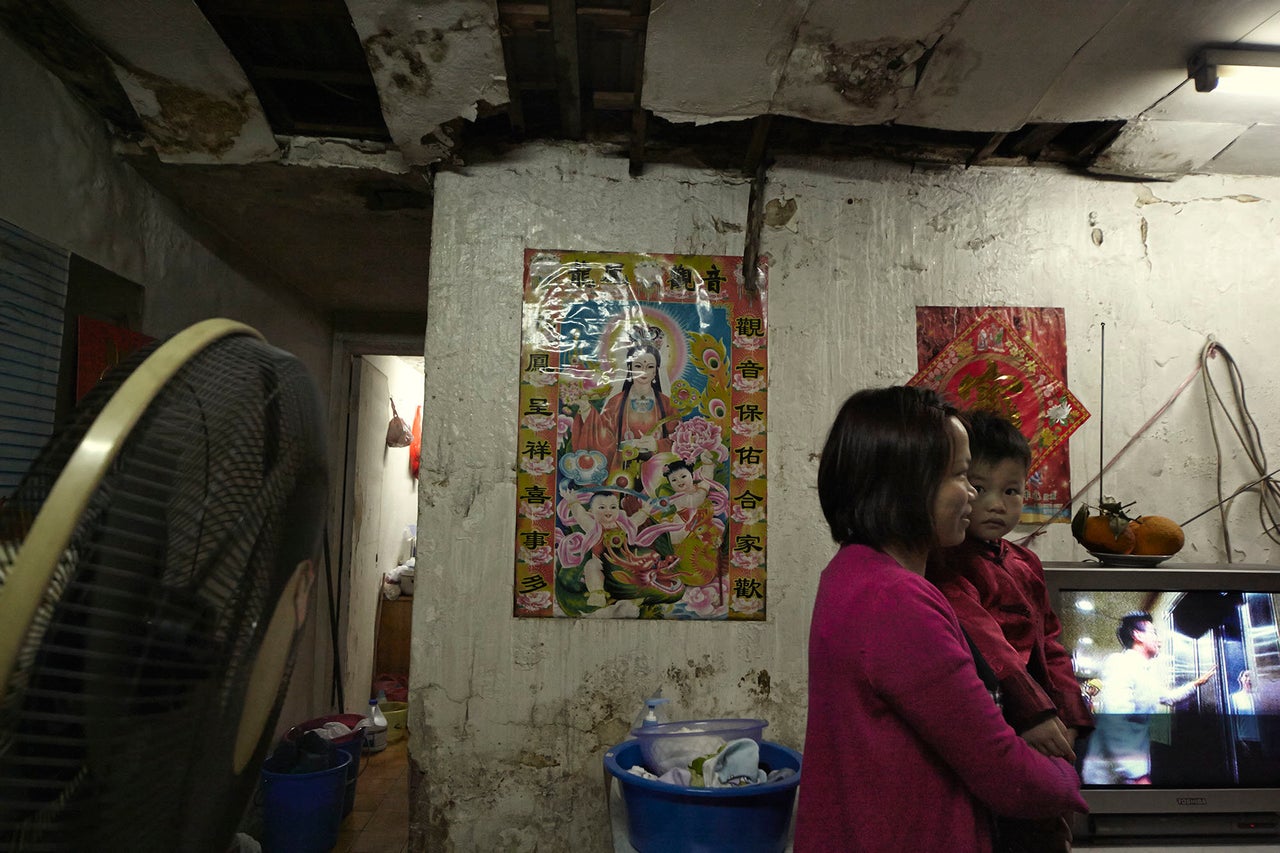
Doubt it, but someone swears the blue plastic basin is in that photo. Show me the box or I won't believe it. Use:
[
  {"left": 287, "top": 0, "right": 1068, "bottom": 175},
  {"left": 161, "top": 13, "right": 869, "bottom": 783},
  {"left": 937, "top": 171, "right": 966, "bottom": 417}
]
[{"left": 604, "top": 739, "right": 801, "bottom": 853}]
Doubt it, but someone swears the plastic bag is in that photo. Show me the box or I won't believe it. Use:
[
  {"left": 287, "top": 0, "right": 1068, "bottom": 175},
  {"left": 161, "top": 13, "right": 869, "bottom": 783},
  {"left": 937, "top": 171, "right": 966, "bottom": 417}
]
[{"left": 385, "top": 398, "right": 412, "bottom": 447}]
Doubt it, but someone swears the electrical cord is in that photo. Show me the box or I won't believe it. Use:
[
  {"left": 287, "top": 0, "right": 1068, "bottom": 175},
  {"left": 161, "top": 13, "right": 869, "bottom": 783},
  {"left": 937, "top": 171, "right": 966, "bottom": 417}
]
[{"left": 1197, "top": 339, "right": 1280, "bottom": 558}]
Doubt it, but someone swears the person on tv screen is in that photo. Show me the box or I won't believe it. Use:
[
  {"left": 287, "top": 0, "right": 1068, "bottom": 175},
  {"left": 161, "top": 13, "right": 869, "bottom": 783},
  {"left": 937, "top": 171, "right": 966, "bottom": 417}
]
[
  {"left": 796, "top": 386, "right": 1087, "bottom": 853},
  {"left": 1231, "top": 669, "right": 1264, "bottom": 776},
  {"left": 928, "top": 409, "right": 1094, "bottom": 851},
  {"left": 1080, "top": 611, "right": 1214, "bottom": 785}
]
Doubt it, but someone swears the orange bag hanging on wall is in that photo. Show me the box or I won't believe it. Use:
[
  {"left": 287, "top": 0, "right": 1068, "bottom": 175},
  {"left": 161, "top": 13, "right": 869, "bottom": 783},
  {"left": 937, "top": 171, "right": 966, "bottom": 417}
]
[{"left": 409, "top": 405, "right": 422, "bottom": 477}]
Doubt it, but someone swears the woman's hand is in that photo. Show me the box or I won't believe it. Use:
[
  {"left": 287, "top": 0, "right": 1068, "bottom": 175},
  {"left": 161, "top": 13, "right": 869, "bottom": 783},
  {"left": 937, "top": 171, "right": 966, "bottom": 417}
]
[
  {"left": 625, "top": 434, "right": 658, "bottom": 453},
  {"left": 1021, "top": 717, "right": 1076, "bottom": 763}
]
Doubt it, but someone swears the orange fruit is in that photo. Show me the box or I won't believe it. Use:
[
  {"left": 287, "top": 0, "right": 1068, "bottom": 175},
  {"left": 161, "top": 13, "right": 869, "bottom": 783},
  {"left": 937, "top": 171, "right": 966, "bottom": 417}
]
[
  {"left": 1130, "top": 515, "right": 1184, "bottom": 556},
  {"left": 1080, "top": 515, "right": 1136, "bottom": 554}
]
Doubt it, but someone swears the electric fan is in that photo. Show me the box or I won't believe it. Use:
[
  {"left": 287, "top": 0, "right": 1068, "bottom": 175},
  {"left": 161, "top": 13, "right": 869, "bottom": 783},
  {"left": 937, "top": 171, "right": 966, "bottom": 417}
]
[{"left": 0, "top": 319, "right": 328, "bottom": 852}]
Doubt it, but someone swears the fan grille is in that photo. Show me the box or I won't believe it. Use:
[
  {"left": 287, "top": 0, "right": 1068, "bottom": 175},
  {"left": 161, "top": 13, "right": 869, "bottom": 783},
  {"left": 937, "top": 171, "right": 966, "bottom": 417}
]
[{"left": 0, "top": 332, "right": 327, "bottom": 852}]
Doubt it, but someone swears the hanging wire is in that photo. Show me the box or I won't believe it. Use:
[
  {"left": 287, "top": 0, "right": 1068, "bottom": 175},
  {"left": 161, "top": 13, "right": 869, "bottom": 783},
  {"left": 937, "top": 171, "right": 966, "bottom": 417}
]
[{"left": 1196, "top": 338, "right": 1280, "bottom": 558}]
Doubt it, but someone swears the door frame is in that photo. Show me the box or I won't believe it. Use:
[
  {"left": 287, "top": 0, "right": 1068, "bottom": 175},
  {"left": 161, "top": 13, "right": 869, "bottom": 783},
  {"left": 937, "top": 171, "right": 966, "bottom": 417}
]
[{"left": 325, "top": 332, "right": 423, "bottom": 711}]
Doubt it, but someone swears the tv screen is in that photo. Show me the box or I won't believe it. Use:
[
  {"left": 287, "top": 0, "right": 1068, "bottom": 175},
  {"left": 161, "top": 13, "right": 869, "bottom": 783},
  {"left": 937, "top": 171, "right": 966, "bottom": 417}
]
[{"left": 1043, "top": 562, "right": 1280, "bottom": 841}]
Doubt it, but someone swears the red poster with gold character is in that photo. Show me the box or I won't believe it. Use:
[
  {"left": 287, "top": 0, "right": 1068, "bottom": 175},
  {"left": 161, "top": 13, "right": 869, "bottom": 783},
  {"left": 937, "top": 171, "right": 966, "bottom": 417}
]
[
  {"left": 514, "top": 250, "right": 767, "bottom": 620},
  {"left": 911, "top": 306, "right": 1088, "bottom": 523}
]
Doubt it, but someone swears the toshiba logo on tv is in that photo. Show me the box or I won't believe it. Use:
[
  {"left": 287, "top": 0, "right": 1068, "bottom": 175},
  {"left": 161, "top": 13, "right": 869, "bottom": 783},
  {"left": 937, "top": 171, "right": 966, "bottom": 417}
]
[{"left": 1176, "top": 797, "right": 1209, "bottom": 806}]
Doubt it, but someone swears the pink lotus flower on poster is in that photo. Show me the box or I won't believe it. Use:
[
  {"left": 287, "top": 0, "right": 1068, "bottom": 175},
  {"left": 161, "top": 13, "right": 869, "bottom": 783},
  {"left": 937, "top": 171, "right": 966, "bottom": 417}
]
[
  {"left": 520, "top": 454, "right": 555, "bottom": 476},
  {"left": 518, "top": 543, "right": 553, "bottom": 568},
  {"left": 732, "top": 593, "right": 763, "bottom": 615},
  {"left": 732, "top": 374, "right": 766, "bottom": 394},
  {"left": 672, "top": 416, "right": 727, "bottom": 463},
  {"left": 731, "top": 548, "right": 764, "bottom": 571},
  {"left": 558, "top": 379, "right": 588, "bottom": 410},
  {"left": 557, "top": 414, "right": 572, "bottom": 439},
  {"left": 517, "top": 589, "right": 551, "bottom": 612},
  {"left": 732, "top": 326, "right": 766, "bottom": 351},
  {"left": 522, "top": 412, "right": 556, "bottom": 431},
  {"left": 732, "top": 460, "right": 763, "bottom": 481},
  {"left": 681, "top": 581, "right": 727, "bottom": 617},
  {"left": 519, "top": 498, "right": 554, "bottom": 520},
  {"left": 731, "top": 413, "right": 765, "bottom": 437},
  {"left": 526, "top": 367, "right": 557, "bottom": 386},
  {"left": 730, "top": 502, "right": 765, "bottom": 525}
]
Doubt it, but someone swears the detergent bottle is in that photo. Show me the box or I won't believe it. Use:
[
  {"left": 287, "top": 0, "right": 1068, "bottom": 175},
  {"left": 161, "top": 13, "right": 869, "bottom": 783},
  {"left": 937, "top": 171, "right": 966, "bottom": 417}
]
[{"left": 630, "top": 695, "right": 672, "bottom": 733}]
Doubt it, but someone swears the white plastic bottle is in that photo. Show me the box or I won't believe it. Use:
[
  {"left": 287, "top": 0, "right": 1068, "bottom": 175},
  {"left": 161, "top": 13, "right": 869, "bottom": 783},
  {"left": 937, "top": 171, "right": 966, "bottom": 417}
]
[
  {"left": 631, "top": 696, "right": 671, "bottom": 732},
  {"left": 366, "top": 697, "right": 388, "bottom": 753}
]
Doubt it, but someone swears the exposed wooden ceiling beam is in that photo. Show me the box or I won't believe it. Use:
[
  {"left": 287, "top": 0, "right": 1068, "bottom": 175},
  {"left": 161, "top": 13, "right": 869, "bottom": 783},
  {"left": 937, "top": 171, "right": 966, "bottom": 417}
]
[
  {"left": 548, "top": 0, "right": 583, "bottom": 139},
  {"left": 592, "top": 91, "right": 634, "bottom": 110},
  {"left": 498, "top": 3, "right": 645, "bottom": 30},
  {"left": 1008, "top": 123, "right": 1067, "bottom": 160},
  {"left": 627, "top": 0, "right": 650, "bottom": 177},
  {"left": 290, "top": 120, "right": 389, "bottom": 137},
  {"left": 498, "top": 23, "right": 528, "bottom": 135},
  {"left": 1074, "top": 120, "right": 1127, "bottom": 161},
  {"left": 967, "top": 132, "right": 1007, "bottom": 167},
  {"left": 200, "top": 0, "right": 351, "bottom": 19},
  {"left": 744, "top": 114, "right": 773, "bottom": 176},
  {"left": 249, "top": 66, "right": 375, "bottom": 86}
]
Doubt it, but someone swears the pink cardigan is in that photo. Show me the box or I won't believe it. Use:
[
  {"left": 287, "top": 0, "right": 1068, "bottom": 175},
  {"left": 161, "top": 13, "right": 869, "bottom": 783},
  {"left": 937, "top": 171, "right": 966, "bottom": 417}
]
[{"left": 795, "top": 545, "right": 1087, "bottom": 852}]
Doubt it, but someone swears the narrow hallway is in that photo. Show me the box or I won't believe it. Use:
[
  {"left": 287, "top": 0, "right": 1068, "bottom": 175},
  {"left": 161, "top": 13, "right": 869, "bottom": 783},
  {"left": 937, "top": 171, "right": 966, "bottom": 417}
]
[{"left": 333, "top": 740, "right": 410, "bottom": 853}]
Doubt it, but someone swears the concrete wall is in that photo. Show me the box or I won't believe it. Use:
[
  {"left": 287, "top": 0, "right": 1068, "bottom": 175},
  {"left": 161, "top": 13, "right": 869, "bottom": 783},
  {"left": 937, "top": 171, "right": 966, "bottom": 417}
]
[
  {"left": 0, "top": 28, "right": 335, "bottom": 738},
  {"left": 415, "top": 143, "right": 1280, "bottom": 850}
]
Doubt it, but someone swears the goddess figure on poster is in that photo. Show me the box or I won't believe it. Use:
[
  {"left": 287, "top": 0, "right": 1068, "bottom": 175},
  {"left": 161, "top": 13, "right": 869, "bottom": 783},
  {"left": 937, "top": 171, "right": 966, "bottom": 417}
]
[{"left": 555, "top": 311, "right": 731, "bottom": 619}]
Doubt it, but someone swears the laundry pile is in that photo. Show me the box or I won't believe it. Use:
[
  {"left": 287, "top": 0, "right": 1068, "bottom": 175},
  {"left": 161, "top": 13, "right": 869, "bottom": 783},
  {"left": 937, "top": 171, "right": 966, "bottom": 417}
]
[{"left": 626, "top": 738, "right": 797, "bottom": 788}]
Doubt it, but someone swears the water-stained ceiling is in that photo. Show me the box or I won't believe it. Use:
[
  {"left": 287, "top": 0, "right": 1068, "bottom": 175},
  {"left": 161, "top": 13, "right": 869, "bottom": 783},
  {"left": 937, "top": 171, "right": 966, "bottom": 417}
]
[{"left": 3, "top": 0, "right": 1279, "bottom": 317}]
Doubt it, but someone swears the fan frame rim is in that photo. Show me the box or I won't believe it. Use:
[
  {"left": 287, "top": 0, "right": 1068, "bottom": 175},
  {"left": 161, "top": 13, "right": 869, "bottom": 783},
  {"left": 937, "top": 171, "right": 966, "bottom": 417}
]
[{"left": 0, "top": 318, "right": 264, "bottom": 695}]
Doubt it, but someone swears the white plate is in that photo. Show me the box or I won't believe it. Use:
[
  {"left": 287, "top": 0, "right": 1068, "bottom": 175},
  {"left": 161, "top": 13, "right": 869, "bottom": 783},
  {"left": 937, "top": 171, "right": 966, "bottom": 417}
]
[{"left": 1085, "top": 551, "right": 1172, "bottom": 567}]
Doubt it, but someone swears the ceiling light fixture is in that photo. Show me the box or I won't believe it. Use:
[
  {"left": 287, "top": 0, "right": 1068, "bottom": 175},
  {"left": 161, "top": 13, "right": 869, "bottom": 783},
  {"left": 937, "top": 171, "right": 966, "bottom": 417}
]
[{"left": 1190, "top": 46, "right": 1280, "bottom": 95}]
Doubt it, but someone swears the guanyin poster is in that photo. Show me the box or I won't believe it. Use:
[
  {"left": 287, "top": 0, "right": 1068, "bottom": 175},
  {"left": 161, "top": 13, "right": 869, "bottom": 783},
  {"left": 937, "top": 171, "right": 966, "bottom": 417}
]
[{"left": 513, "top": 249, "right": 768, "bottom": 620}]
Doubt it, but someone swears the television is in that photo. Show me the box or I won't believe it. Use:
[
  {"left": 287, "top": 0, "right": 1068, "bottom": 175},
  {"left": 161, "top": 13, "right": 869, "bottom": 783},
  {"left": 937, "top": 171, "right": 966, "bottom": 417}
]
[{"left": 1043, "top": 561, "right": 1280, "bottom": 844}]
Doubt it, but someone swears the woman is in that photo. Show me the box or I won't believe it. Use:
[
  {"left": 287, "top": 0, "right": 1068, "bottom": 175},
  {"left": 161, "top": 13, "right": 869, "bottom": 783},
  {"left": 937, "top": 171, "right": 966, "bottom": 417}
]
[
  {"left": 795, "top": 386, "right": 1087, "bottom": 852},
  {"left": 572, "top": 343, "right": 676, "bottom": 473}
]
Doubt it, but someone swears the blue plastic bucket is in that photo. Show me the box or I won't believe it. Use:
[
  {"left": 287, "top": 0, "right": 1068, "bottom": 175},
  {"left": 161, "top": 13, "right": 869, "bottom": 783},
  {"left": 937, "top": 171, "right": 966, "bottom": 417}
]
[
  {"left": 260, "top": 749, "right": 352, "bottom": 853},
  {"left": 286, "top": 714, "right": 364, "bottom": 816},
  {"left": 604, "top": 739, "right": 802, "bottom": 853}
]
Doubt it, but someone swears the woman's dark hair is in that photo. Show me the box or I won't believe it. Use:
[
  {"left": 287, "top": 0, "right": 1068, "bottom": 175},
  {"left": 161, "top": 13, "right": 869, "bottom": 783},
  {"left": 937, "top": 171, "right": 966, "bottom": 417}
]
[
  {"left": 964, "top": 409, "right": 1031, "bottom": 471},
  {"left": 616, "top": 343, "right": 668, "bottom": 442},
  {"left": 818, "top": 386, "right": 959, "bottom": 549}
]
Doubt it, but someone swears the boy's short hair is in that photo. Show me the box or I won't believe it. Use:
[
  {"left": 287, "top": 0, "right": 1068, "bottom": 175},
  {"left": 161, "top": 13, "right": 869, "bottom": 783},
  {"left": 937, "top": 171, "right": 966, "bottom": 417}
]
[
  {"left": 818, "top": 386, "right": 959, "bottom": 550},
  {"left": 1116, "top": 610, "right": 1154, "bottom": 648},
  {"left": 964, "top": 409, "right": 1031, "bottom": 471}
]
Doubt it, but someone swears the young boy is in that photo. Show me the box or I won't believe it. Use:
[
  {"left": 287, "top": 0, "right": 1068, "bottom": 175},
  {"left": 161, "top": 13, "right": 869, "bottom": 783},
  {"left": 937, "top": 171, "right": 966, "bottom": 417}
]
[{"left": 927, "top": 410, "right": 1093, "bottom": 852}]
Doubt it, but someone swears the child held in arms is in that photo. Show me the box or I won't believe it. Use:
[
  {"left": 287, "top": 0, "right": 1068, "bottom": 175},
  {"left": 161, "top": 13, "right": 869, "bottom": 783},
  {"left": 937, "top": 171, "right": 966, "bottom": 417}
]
[{"left": 927, "top": 410, "right": 1093, "bottom": 853}]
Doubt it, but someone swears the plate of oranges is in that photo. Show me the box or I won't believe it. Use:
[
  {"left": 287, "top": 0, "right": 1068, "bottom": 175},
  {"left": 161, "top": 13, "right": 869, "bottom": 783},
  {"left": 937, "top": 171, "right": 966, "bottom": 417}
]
[{"left": 1072, "top": 498, "right": 1185, "bottom": 566}]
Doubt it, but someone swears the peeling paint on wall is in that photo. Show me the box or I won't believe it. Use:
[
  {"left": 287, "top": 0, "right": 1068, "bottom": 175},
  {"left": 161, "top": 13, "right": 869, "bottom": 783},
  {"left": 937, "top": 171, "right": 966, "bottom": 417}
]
[
  {"left": 348, "top": 0, "right": 506, "bottom": 165},
  {"left": 817, "top": 37, "right": 924, "bottom": 110},
  {"left": 764, "top": 197, "right": 798, "bottom": 228},
  {"left": 108, "top": 61, "right": 279, "bottom": 163}
]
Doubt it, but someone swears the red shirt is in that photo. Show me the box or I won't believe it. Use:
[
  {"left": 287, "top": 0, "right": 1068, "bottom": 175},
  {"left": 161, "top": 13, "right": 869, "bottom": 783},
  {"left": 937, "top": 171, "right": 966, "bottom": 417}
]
[
  {"left": 928, "top": 537, "right": 1094, "bottom": 734},
  {"left": 796, "top": 545, "right": 1087, "bottom": 852}
]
